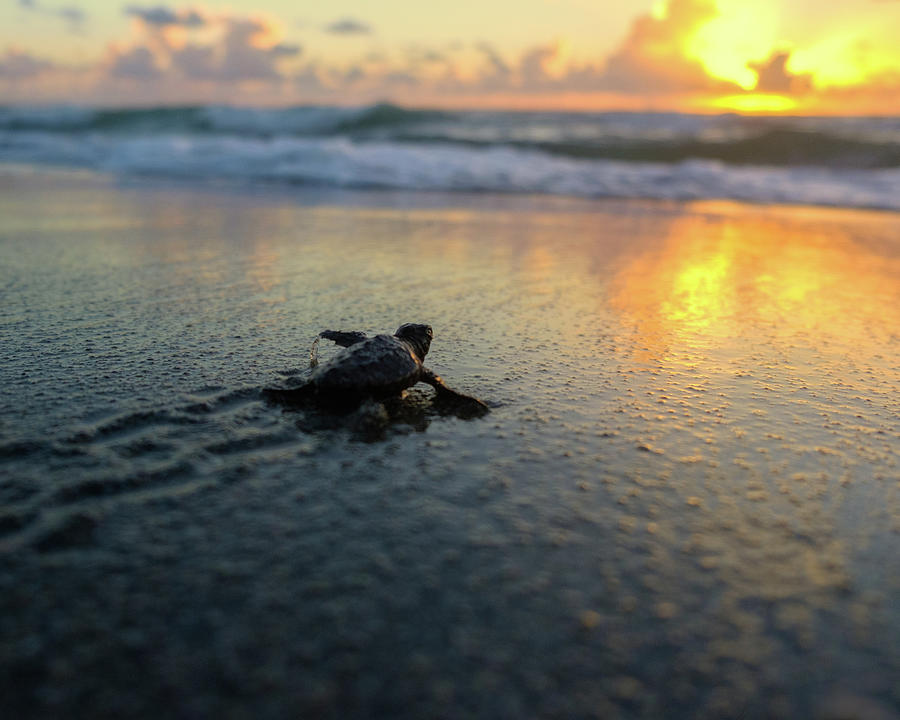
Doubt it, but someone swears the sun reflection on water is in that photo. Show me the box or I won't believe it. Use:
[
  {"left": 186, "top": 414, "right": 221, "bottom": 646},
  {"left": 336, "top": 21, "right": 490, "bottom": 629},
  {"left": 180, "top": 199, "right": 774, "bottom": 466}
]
[{"left": 609, "top": 203, "right": 900, "bottom": 365}]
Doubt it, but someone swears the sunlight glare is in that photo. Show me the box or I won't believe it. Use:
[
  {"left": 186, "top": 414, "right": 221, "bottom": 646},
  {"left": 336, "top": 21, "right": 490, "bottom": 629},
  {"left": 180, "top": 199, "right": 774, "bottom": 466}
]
[
  {"left": 709, "top": 93, "right": 798, "bottom": 113},
  {"left": 789, "top": 35, "right": 884, "bottom": 88},
  {"left": 685, "top": 0, "right": 777, "bottom": 90}
]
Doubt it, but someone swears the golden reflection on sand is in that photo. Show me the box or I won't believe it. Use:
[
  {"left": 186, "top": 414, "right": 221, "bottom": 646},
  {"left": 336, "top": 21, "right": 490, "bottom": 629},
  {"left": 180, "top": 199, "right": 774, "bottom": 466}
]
[{"left": 609, "top": 203, "right": 900, "bottom": 363}]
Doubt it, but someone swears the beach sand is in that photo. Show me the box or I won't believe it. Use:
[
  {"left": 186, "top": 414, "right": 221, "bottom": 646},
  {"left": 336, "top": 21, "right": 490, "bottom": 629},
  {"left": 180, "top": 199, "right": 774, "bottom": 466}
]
[{"left": 2, "top": 166, "right": 900, "bottom": 718}]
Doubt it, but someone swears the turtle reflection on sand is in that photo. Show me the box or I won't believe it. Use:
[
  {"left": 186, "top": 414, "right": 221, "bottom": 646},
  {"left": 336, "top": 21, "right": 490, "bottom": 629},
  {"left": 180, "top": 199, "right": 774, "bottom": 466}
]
[{"left": 264, "top": 323, "right": 489, "bottom": 438}]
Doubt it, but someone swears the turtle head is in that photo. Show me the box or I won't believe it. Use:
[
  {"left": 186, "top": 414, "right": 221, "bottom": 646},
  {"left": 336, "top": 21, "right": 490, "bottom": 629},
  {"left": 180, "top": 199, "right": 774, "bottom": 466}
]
[{"left": 394, "top": 323, "right": 433, "bottom": 361}]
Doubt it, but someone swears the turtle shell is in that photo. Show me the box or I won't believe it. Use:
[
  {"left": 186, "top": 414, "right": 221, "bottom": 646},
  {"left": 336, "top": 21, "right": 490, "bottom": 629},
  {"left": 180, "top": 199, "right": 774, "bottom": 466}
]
[{"left": 310, "top": 334, "right": 423, "bottom": 399}]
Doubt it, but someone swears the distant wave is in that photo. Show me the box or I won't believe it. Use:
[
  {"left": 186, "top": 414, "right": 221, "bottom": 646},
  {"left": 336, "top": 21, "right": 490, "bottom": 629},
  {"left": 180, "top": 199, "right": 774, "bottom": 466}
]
[
  {"left": 517, "top": 128, "right": 900, "bottom": 169},
  {"left": 0, "top": 103, "right": 448, "bottom": 137},
  {"left": 2, "top": 103, "right": 900, "bottom": 210}
]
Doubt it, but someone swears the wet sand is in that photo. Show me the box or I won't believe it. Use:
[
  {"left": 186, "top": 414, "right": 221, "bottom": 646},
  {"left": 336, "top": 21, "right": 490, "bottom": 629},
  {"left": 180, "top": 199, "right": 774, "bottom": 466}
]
[{"left": 1, "top": 166, "right": 900, "bottom": 718}]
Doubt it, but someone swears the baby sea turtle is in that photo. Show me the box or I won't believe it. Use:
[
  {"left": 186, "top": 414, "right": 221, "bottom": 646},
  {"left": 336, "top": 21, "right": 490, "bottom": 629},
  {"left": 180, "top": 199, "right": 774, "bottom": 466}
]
[{"left": 263, "top": 323, "right": 489, "bottom": 417}]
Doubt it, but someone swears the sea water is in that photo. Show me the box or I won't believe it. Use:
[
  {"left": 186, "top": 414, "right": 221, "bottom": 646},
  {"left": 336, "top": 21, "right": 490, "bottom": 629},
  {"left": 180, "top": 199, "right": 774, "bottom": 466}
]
[{"left": 1, "top": 103, "right": 899, "bottom": 211}]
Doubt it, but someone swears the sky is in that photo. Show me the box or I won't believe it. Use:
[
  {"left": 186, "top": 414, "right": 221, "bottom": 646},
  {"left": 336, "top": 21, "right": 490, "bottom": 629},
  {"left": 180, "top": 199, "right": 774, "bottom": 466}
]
[{"left": 1, "top": 0, "right": 899, "bottom": 113}]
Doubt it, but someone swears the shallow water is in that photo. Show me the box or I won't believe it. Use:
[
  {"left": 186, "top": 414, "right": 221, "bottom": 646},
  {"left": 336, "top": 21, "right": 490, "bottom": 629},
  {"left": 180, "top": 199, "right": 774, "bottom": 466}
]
[{"left": 2, "top": 167, "right": 900, "bottom": 719}]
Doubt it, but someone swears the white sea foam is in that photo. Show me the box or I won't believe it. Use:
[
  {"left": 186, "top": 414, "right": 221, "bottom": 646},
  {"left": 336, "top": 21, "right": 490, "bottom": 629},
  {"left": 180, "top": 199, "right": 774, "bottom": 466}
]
[{"left": 1, "top": 104, "right": 899, "bottom": 211}]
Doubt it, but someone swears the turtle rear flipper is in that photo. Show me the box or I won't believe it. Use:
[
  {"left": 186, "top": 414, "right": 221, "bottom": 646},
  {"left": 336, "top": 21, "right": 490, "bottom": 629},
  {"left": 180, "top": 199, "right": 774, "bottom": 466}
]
[
  {"left": 420, "top": 368, "right": 490, "bottom": 418},
  {"left": 262, "top": 383, "right": 315, "bottom": 406},
  {"left": 312, "top": 330, "right": 370, "bottom": 368},
  {"left": 319, "top": 330, "right": 369, "bottom": 347}
]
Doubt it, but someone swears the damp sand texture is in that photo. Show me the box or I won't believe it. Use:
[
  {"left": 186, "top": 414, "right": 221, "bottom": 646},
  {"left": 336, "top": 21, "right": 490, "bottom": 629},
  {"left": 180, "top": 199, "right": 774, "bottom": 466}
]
[{"left": 1, "top": 168, "right": 900, "bottom": 719}]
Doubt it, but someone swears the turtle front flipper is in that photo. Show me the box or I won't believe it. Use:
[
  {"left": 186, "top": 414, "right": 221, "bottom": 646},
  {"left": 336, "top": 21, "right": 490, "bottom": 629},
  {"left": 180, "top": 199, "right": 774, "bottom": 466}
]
[{"left": 420, "top": 368, "right": 489, "bottom": 418}]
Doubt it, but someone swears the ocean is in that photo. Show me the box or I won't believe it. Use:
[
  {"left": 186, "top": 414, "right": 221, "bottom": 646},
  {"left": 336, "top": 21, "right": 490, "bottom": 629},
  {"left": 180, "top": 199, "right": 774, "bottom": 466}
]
[{"left": 2, "top": 103, "right": 900, "bottom": 211}]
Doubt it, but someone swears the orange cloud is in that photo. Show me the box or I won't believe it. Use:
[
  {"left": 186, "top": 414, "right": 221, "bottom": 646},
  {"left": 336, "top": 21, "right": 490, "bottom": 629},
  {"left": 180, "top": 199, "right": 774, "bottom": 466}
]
[{"left": 596, "top": 0, "right": 735, "bottom": 93}]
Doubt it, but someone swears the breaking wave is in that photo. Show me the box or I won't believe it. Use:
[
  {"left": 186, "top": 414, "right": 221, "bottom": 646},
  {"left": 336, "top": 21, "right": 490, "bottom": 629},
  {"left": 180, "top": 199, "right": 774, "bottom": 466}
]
[{"left": 1, "top": 103, "right": 899, "bottom": 210}]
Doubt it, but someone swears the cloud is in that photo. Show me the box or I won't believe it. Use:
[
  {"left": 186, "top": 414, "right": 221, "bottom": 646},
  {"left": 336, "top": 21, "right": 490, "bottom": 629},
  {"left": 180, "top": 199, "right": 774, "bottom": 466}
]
[
  {"left": 109, "top": 46, "right": 161, "bottom": 80},
  {"left": 216, "top": 19, "right": 300, "bottom": 81},
  {"left": 124, "top": 5, "right": 206, "bottom": 28},
  {"left": 57, "top": 6, "right": 85, "bottom": 24},
  {"left": 0, "top": 49, "right": 54, "bottom": 79},
  {"left": 270, "top": 43, "right": 303, "bottom": 58},
  {"left": 167, "top": 44, "right": 214, "bottom": 80},
  {"left": 476, "top": 43, "right": 510, "bottom": 78},
  {"left": 170, "top": 19, "right": 301, "bottom": 82},
  {"left": 383, "top": 71, "right": 418, "bottom": 86},
  {"left": 294, "top": 63, "right": 328, "bottom": 93},
  {"left": 5, "top": 0, "right": 897, "bottom": 111},
  {"left": 268, "top": 0, "right": 735, "bottom": 105},
  {"left": 341, "top": 66, "right": 366, "bottom": 84},
  {"left": 591, "top": 0, "right": 733, "bottom": 93},
  {"left": 788, "top": 70, "right": 900, "bottom": 113},
  {"left": 406, "top": 47, "right": 448, "bottom": 66},
  {"left": 325, "top": 18, "right": 372, "bottom": 35},
  {"left": 433, "top": 0, "right": 738, "bottom": 98},
  {"left": 749, "top": 51, "right": 814, "bottom": 94},
  {"left": 103, "top": 11, "right": 301, "bottom": 89},
  {"left": 17, "top": 0, "right": 87, "bottom": 29},
  {"left": 519, "top": 44, "right": 560, "bottom": 85}
]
